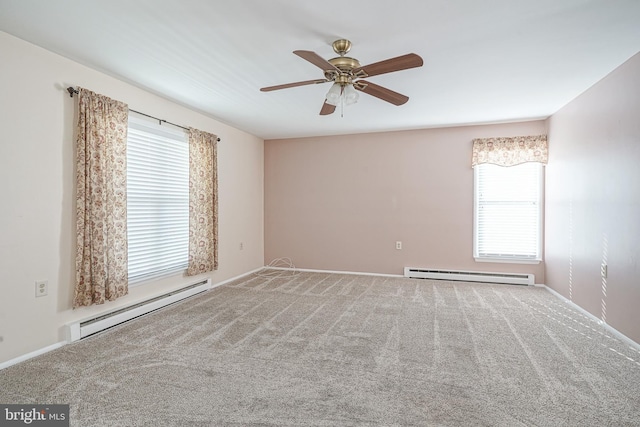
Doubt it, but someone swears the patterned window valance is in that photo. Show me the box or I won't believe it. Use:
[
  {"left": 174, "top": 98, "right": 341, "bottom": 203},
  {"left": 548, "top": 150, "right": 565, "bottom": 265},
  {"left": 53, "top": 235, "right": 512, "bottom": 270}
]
[{"left": 472, "top": 135, "right": 548, "bottom": 167}]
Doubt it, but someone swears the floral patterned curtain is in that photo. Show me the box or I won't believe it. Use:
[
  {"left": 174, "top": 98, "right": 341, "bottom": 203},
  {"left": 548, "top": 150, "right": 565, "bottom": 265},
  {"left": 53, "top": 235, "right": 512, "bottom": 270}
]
[
  {"left": 471, "top": 135, "right": 548, "bottom": 167},
  {"left": 74, "top": 88, "right": 129, "bottom": 307},
  {"left": 186, "top": 128, "right": 218, "bottom": 276}
]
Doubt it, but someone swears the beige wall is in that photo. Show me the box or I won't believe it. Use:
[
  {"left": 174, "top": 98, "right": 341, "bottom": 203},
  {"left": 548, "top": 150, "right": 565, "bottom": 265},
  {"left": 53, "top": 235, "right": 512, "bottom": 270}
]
[
  {"left": 546, "top": 52, "right": 640, "bottom": 344},
  {"left": 0, "top": 32, "right": 264, "bottom": 364},
  {"left": 265, "top": 121, "right": 546, "bottom": 279}
]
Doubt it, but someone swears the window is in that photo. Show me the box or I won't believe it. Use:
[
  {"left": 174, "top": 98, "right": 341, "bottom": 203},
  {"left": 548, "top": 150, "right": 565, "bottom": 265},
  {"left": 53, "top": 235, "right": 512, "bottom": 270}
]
[
  {"left": 127, "top": 116, "right": 189, "bottom": 283},
  {"left": 474, "top": 162, "right": 542, "bottom": 262}
]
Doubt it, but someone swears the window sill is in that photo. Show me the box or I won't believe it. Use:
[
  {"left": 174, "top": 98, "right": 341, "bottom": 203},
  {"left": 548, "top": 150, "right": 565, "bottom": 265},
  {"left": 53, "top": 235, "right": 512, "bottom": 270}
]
[{"left": 474, "top": 257, "right": 541, "bottom": 265}]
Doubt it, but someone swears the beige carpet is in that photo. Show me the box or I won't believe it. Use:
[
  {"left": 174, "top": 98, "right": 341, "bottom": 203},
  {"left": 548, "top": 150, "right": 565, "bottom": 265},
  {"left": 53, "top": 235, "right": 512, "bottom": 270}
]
[{"left": 2, "top": 271, "right": 640, "bottom": 426}]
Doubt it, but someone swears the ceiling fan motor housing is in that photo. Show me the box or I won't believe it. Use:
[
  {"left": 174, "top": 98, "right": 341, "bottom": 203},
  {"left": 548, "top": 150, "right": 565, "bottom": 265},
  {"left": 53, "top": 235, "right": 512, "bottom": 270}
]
[{"left": 328, "top": 56, "right": 361, "bottom": 72}]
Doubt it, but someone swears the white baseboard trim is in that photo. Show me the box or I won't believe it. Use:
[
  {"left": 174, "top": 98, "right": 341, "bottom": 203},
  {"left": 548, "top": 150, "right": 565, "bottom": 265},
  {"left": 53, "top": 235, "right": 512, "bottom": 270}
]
[
  {"left": 541, "top": 284, "right": 640, "bottom": 351},
  {"left": 0, "top": 266, "right": 265, "bottom": 371},
  {"left": 0, "top": 342, "right": 66, "bottom": 371},
  {"left": 214, "top": 267, "right": 264, "bottom": 287},
  {"left": 267, "top": 266, "right": 404, "bottom": 278}
]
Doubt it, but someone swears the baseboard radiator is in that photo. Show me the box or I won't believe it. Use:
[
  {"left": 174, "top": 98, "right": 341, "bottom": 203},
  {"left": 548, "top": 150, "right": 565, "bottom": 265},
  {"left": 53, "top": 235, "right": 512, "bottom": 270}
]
[
  {"left": 66, "top": 279, "right": 211, "bottom": 342},
  {"left": 404, "top": 268, "right": 534, "bottom": 286}
]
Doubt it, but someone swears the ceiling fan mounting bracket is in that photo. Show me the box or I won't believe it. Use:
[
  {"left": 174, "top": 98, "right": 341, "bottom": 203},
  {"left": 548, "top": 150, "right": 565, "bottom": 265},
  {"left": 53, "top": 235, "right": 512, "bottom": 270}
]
[
  {"left": 353, "top": 69, "right": 368, "bottom": 78},
  {"left": 323, "top": 70, "right": 338, "bottom": 81},
  {"left": 353, "top": 81, "right": 367, "bottom": 91}
]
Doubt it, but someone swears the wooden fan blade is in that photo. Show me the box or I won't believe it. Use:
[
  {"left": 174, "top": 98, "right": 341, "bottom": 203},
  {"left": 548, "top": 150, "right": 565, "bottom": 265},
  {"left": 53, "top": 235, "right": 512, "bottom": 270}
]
[
  {"left": 319, "top": 101, "right": 336, "bottom": 116},
  {"left": 354, "top": 80, "right": 409, "bottom": 105},
  {"left": 353, "top": 53, "right": 423, "bottom": 78},
  {"left": 260, "top": 79, "right": 328, "bottom": 92},
  {"left": 294, "top": 50, "right": 340, "bottom": 72}
]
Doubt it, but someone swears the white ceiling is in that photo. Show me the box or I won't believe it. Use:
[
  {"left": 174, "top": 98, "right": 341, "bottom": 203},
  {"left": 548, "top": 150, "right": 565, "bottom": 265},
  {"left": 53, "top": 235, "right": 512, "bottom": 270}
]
[{"left": 1, "top": 0, "right": 640, "bottom": 140}]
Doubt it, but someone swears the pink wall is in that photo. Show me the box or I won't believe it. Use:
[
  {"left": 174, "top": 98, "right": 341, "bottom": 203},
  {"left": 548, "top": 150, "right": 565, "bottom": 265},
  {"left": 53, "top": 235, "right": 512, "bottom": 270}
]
[
  {"left": 546, "top": 52, "right": 640, "bottom": 343},
  {"left": 265, "top": 121, "right": 546, "bottom": 280}
]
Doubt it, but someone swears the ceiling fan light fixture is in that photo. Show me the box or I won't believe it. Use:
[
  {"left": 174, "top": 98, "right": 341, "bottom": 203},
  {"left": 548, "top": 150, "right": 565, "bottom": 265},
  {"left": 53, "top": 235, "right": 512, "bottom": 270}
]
[
  {"left": 344, "top": 84, "right": 359, "bottom": 105},
  {"left": 325, "top": 83, "right": 342, "bottom": 106}
]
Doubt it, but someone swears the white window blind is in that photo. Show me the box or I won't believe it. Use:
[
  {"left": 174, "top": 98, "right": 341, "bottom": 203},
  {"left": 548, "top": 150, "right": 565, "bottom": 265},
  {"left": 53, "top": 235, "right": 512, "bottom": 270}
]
[
  {"left": 474, "top": 163, "right": 542, "bottom": 262},
  {"left": 127, "top": 116, "right": 189, "bottom": 284}
]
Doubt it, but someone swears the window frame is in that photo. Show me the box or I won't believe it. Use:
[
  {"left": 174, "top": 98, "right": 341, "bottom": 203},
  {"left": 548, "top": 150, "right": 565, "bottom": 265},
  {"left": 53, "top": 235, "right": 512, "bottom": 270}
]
[{"left": 473, "top": 162, "right": 543, "bottom": 264}]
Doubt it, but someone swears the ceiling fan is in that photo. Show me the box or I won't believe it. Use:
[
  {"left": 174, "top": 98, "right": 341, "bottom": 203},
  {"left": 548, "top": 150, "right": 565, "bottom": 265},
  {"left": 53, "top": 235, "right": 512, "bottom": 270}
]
[{"left": 260, "top": 39, "right": 423, "bottom": 115}]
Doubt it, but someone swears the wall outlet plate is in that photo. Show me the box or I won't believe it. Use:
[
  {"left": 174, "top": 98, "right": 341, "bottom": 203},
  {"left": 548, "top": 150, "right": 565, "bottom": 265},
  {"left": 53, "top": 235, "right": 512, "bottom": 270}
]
[{"left": 35, "top": 280, "right": 48, "bottom": 297}]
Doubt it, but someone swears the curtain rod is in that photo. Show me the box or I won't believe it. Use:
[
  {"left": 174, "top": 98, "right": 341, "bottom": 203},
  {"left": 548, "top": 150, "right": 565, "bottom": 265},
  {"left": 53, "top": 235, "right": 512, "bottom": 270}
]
[{"left": 66, "top": 87, "right": 220, "bottom": 142}]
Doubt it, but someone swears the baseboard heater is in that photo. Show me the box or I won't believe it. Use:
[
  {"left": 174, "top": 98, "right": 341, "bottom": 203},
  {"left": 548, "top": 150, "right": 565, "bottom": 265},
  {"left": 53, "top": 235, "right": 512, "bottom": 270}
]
[
  {"left": 66, "top": 279, "right": 211, "bottom": 342},
  {"left": 404, "top": 268, "right": 534, "bottom": 286}
]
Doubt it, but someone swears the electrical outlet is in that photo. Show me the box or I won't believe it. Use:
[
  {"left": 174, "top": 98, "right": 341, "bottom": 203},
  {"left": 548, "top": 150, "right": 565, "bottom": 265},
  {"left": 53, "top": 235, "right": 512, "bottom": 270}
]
[
  {"left": 601, "top": 264, "right": 608, "bottom": 278},
  {"left": 35, "top": 280, "right": 48, "bottom": 297},
  {"left": 396, "top": 241, "right": 402, "bottom": 250},
  {"left": 240, "top": 242, "right": 244, "bottom": 250}
]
